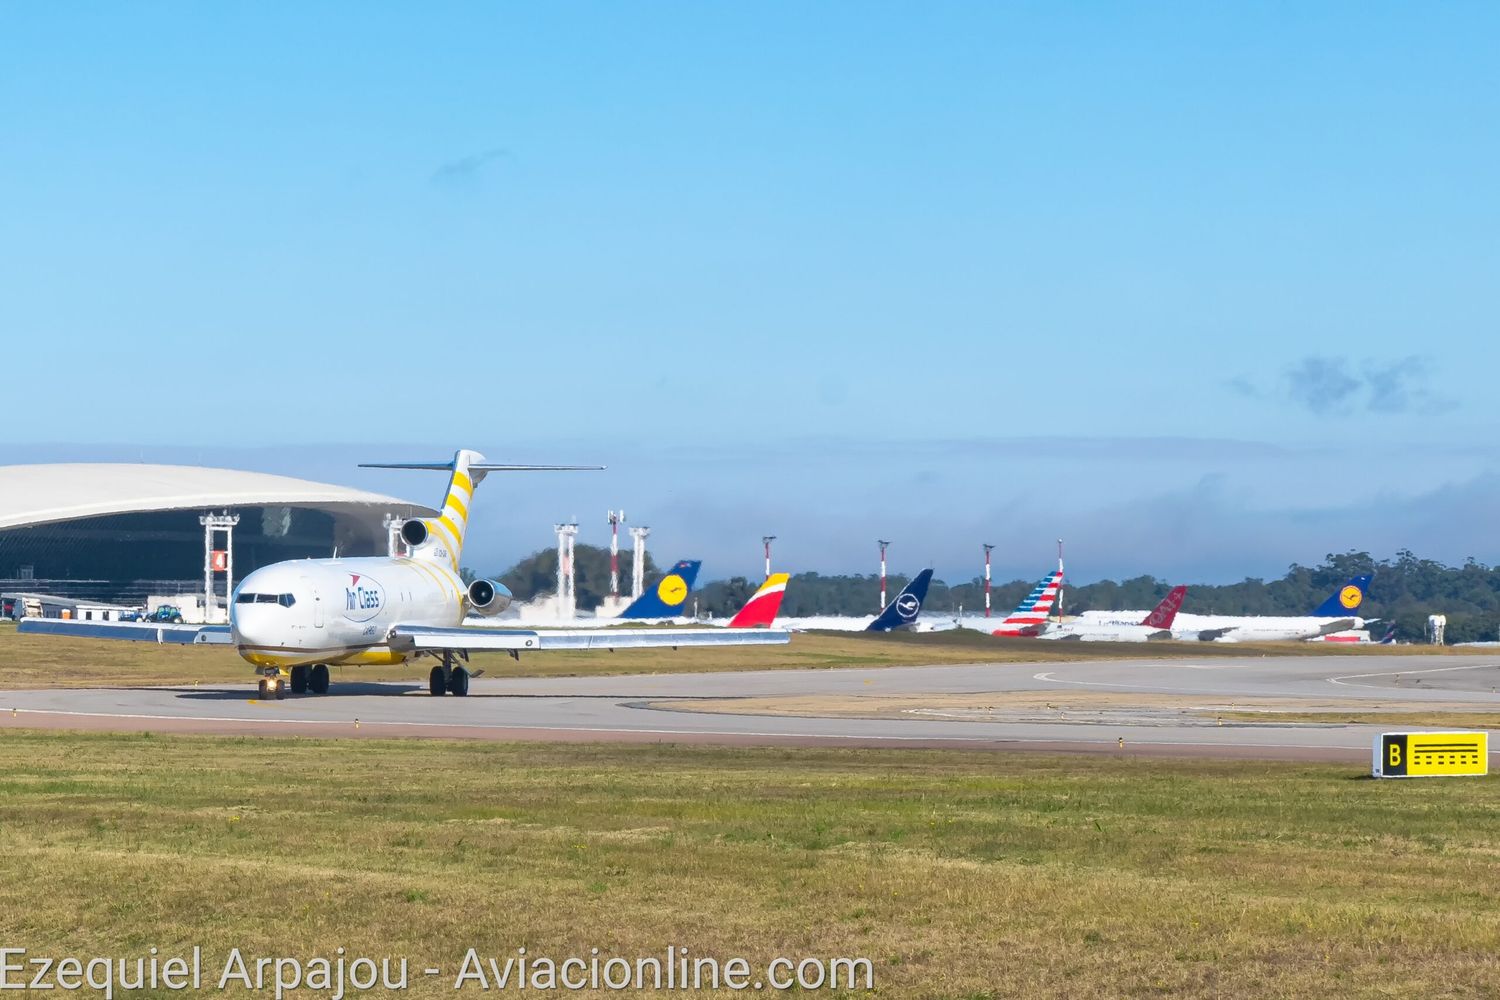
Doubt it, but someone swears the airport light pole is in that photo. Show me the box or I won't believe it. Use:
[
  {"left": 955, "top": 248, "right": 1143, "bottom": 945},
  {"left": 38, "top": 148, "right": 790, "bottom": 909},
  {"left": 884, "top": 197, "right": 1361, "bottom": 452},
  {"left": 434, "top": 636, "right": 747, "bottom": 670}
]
[
  {"left": 607, "top": 511, "right": 625, "bottom": 599},
  {"left": 983, "top": 543, "right": 994, "bottom": 617},
  {"left": 1056, "top": 538, "right": 1065, "bottom": 622},
  {"left": 762, "top": 535, "right": 776, "bottom": 580},
  {"left": 201, "top": 511, "right": 239, "bottom": 625},
  {"left": 878, "top": 539, "right": 890, "bottom": 611},
  {"left": 629, "top": 526, "right": 651, "bottom": 599},
  {"left": 555, "top": 523, "right": 579, "bottom": 621}
]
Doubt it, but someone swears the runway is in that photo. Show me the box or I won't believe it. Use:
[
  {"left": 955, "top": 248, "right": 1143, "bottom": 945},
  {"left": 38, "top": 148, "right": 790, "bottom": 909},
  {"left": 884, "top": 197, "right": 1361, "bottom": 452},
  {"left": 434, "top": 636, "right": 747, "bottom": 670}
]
[{"left": 2, "top": 654, "right": 1497, "bottom": 761}]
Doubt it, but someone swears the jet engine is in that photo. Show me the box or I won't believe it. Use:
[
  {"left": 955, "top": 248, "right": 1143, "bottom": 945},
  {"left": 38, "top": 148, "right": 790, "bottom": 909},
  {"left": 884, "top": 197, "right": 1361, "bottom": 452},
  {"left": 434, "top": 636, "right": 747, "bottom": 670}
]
[
  {"left": 400, "top": 519, "right": 431, "bottom": 548},
  {"left": 467, "top": 578, "right": 512, "bottom": 616}
]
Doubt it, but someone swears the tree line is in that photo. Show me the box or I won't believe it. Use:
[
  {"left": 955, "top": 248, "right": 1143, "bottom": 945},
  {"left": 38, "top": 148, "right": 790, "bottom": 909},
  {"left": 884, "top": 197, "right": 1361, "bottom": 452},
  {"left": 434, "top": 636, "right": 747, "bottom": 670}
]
[{"left": 477, "top": 546, "right": 1500, "bottom": 643}]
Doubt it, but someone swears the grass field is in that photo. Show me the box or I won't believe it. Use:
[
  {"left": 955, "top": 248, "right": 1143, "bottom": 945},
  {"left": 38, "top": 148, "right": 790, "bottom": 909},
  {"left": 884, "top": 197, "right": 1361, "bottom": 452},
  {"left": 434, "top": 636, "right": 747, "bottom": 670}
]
[
  {"left": 0, "top": 732, "right": 1496, "bottom": 998},
  {"left": 0, "top": 620, "right": 1464, "bottom": 691}
]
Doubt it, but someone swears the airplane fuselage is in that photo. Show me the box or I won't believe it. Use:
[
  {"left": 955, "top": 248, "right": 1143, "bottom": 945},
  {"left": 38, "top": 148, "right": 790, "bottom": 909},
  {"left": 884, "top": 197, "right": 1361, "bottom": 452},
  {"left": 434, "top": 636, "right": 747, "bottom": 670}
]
[{"left": 231, "top": 556, "right": 467, "bottom": 668}]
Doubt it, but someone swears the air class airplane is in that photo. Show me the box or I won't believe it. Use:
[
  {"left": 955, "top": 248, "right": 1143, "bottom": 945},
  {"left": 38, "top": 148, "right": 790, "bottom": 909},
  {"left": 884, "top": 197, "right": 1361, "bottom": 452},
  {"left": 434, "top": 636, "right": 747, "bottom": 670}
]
[{"left": 229, "top": 450, "right": 788, "bottom": 699}]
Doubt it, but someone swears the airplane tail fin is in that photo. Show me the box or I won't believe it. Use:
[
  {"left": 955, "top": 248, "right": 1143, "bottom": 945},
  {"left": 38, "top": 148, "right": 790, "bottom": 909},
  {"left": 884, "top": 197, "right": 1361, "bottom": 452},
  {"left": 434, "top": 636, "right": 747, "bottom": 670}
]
[
  {"left": 618, "top": 560, "right": 702, "bottom": 619},
  {"left": 867, "top": 569, "right": 934, "bottom": 632},
  {"left": 359, "top": 449, "right": 603, "bottom": 570},
  {"left": 1311, "top": 575, "right": 1373, "bottom": 617},
  {"left": 1139, "top": 585, "right": 1188, "bottom": 629},
  {"left": 728, "top": 573, "right": 790, "bottom": 628},
  {"left": 992, "top": 569, "right": 1064, "bottom": 635}
]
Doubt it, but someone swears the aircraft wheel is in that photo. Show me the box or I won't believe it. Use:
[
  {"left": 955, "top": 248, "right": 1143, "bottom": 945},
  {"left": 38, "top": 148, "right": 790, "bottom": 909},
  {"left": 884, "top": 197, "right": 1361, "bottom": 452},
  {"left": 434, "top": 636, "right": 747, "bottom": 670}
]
[
  {"left": 257, "top": 679, "right": 270, "bottom": 700},
  {"left": 429, "top": 666, "right": 447, "bottom": 697},
  {"left": 310, "top": 664, "right": 330, "bottom": 695},
  {"left": 273, "top": 681, "right": 286, "bottom": 700},
  {"left": 290, "top": 665, "right": 309, "bottom": 695},
  {"left": 448, "top": 667, "right": 470, "bottom": 697}
]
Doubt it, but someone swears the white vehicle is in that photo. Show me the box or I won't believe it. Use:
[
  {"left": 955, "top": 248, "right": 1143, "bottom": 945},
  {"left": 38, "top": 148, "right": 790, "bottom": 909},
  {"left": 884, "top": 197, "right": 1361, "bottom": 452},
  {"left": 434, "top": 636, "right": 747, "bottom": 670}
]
[
  {"left": 1039, "top": 586, "right": 1186, "bottom": 641},
  {"left": 225, "top": 449, "right": 789, "bottom": 699},
  {"left": 1073, "top": 575, "right": 1373, "bottom": 642}
]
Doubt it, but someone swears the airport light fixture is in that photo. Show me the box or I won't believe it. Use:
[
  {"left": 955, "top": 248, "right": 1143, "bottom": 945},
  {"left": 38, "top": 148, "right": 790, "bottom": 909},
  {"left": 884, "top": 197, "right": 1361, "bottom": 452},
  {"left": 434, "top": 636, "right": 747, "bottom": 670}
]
[
  {"left": 607, "top": 511, "right": 625, "bottom": 598},
  {"left": 762, "top": 535, "right": 776, "bottom": 579},
  {"left": 878, "top": 540, "right": 891, "bottom": 611},
  {"left": 983, "top": 543, "right": 995, "bottom": 618},
  {"left": 200, "top": 511, "right": 240, "bottom": 625}
]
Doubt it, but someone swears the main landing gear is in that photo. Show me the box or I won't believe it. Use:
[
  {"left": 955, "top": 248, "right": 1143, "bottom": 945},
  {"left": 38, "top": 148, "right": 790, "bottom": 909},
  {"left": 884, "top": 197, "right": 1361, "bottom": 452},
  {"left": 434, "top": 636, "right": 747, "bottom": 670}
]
[
  {"left": 259, "top": 664, "right": 330, "bottom": 699},
  {"left": 289, "top": 664, "right": 331, "bottom": 695},
  {"left": 428, "top": 650, "right": 471, "bottom": 697}
]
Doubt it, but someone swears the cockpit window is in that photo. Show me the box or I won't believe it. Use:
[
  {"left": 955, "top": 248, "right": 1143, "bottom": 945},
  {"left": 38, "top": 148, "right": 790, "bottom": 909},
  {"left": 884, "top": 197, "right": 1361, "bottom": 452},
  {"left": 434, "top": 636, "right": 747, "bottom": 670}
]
[{"left": 236, "top": 593, "right": 297, "bottom": 607}]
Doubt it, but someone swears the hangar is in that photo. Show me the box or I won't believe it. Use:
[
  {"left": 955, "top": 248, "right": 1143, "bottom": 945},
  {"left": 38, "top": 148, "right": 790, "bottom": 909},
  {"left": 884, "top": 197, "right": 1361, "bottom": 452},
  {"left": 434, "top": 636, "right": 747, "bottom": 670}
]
[{"left": 0, "top": 464, "right": 433, "bottom": 609}]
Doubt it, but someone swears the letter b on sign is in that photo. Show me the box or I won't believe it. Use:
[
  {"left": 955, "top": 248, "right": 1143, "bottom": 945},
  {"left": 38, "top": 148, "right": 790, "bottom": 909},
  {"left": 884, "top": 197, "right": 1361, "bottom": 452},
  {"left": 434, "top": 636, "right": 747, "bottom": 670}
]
[{"left": 1382, "top": 734, "right": 1408, "bottom": 777}]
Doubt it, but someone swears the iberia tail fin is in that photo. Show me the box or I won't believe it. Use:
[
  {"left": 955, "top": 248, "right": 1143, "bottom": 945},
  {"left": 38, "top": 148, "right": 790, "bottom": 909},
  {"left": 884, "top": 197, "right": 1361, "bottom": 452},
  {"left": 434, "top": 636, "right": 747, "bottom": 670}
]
[
  {"left": 728, "top": 573, "right": 790, "bottom": 628},
  {"left": 1139, "top": 585, "right": 1187, "bottom": 629}
]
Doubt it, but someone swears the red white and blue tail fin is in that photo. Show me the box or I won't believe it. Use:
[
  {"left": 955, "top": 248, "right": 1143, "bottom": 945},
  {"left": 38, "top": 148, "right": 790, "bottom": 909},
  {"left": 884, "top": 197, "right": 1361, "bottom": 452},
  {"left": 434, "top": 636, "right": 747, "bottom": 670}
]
[
  {"left": 728, "top": 573, "right": 790, "bottom": 628},
  {"left": 992, "top": 570, "right": 1064, "bottom": 637}
]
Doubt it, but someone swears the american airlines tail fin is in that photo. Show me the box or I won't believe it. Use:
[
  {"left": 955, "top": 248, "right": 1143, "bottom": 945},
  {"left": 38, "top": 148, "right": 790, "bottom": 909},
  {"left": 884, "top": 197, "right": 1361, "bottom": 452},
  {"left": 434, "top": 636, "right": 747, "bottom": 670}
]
[
  {"left": 1139, "top": 585, "right": 1188, "bottom": 629},
  {"left": 1310, "top": 575, "right": 1373, "bottom": 617},
  {"left": 991, "top": 569, "right": 1064, "bottom": 637},
  {"left": 728, "top": 573, "right": 790, "bottom": 628},
  {"left": 867, "top": 569, "right": 934, "bottom": 632},
  {"left": 360, "top": 449, "right": 602, "bottom": 569},
  {"left": 618, "top": 560, "right": 702, "bottom": 619}
]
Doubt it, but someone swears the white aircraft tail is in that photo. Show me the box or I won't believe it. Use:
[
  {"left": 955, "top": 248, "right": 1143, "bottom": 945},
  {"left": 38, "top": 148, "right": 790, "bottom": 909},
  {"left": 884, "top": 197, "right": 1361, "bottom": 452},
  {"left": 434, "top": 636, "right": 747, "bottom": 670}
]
[{"left": 361, "top": 449, "right": 603, "bottom": 569}]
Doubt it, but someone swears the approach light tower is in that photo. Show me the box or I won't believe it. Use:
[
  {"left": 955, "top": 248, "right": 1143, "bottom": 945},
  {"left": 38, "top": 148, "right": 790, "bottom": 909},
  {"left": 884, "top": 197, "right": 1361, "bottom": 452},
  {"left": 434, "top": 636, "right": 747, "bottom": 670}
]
[
  {"left": 554, "top": 522, "right": 579, "bottom": 620},
  {"left": 762, "top": 535, "right": 776, "bottom": 580},
  {"left": 607, "top": 510, "right": 625, "bottom": 599},
  {"left": 878, "top": 539, "right": 891, "bottom": 611},
  {"left": 983, "top": 543, "right": 995, "bottom": 618},
  {"left": 629, "top": 525, "right": 651, "bottom": 599},
  {"left": 200, "top": 511, "right": 240, "bottom": 624}
]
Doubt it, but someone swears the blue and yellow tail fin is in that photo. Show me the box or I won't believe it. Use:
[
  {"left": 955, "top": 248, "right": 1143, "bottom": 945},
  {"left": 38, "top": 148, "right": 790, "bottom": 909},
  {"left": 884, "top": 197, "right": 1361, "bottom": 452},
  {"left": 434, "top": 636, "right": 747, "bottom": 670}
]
[
  {"left": 1311, "top": 575, "right": 1373, "bottom": 617},
  {"left": 618, "top": 560, "right": 702, "bottom": 618}
]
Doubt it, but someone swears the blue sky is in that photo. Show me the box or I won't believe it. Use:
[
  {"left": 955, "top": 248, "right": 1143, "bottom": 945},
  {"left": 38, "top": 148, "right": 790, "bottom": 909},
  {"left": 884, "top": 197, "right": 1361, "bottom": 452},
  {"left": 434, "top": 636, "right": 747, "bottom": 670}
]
[{"left": 3, "top": 4, "right": 1497, "bottom": 585}]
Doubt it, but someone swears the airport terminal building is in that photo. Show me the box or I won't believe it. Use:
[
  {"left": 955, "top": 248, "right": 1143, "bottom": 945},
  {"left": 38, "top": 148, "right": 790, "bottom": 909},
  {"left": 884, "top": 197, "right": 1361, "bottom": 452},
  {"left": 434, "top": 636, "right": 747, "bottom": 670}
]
[{"left": 0, "top": 464, "right": 433, "bottom": 610}]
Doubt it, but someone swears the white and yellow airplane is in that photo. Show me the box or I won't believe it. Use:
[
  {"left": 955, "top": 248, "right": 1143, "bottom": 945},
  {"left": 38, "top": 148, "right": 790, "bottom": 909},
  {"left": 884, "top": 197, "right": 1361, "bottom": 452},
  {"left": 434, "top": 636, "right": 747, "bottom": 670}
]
[{"left": 224, "top": 449, "right": 787, "bottom": 698}]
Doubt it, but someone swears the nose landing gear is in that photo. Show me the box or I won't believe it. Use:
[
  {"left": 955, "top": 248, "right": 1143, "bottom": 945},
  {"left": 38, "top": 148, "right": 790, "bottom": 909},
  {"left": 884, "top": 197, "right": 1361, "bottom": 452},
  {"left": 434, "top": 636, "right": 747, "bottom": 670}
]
[{"left": 256, "top": 669, "right": 288, "bottom": 701}]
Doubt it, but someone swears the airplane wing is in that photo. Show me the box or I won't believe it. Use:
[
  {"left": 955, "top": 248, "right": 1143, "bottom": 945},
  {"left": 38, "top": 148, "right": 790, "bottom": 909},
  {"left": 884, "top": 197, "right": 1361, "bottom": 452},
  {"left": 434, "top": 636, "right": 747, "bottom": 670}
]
[
  {"left": 388, "top": 624, "right": 790, "bottom": 654},
  {"left": 18, "top": 619, "right": 232, "bottom": 645},
  {"left": 1195, "top": 627, "right": 1235, "bottom": 641},
  {"left": 1312, "top": 618, "right": 1358, "bottom": 636}
]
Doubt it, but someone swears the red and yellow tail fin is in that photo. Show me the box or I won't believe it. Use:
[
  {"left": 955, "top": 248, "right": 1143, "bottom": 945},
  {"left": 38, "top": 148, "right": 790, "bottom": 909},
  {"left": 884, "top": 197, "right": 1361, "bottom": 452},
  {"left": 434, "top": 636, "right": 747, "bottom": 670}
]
[{"left": 728, "top": 573, "right": 790, "bottom": 628}]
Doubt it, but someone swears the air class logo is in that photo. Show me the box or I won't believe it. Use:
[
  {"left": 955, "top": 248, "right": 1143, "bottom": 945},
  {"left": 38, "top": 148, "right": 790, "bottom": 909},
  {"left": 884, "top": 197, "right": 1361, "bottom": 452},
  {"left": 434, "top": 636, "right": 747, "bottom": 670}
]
[
  {"left": 1339, "top": 585, "right": 1363, "bottom": 610},
  {"left": 656, "top": 574, "right": 689, "bottom": 606},
  {"left": 344, "top": 573, "right": 386, "bottom": 622},
  {"left": 896, "top": 594, "right": 921, "bottom": 619}
]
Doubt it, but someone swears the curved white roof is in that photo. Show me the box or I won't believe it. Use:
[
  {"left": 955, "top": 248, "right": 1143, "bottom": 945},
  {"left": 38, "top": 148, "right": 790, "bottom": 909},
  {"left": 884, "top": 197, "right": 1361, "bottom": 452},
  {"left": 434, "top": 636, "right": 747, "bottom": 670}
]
[{"left": 0, "top": 464, "right": 433, "bottom": 531}]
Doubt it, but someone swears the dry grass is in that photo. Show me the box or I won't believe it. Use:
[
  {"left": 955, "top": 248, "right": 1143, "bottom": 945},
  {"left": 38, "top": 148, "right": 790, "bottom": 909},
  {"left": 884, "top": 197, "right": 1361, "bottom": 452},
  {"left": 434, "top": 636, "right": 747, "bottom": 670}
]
[
  {"left": 0, "top": 625, "right": 1462, "bottom": 691},
  {"left": 0, "top": 733, "right": 1495, "bottom": 998}
]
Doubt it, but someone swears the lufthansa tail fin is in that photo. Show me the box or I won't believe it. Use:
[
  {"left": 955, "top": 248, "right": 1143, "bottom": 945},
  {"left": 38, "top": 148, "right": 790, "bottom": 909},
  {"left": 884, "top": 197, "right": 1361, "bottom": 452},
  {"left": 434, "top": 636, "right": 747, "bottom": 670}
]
[
  {"left": 618, "top": 560, "right": 702, "bottom": 619},
  {"left": 728, "top": 573, "right": 790, "bottom": 628},
  {"left": 1139, "top": 585, "right": 1188, "bottom": 629},
  {"left": 867, "top": 569, "right": 934, "bottom": 632},
  {"left": 360, "top": 449, "right": 602, "bottom": 570},
  {"left": 1310, "top": 575, "right": 1373, "bottom": 617}
]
